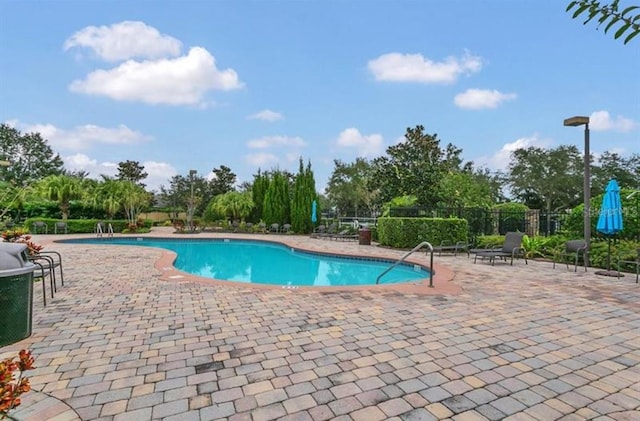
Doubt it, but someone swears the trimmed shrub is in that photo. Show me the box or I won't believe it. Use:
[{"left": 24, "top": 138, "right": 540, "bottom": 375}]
[
  {"left": 22, "top": 218, "right": 152, "bottom": 234},
  {"left": 377, "top": 217, "right": 468, "bottom": 249}
]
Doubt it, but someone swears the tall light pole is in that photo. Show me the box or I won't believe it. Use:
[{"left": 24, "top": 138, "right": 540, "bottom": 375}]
[{"left": 564, "top": 116, "right": 590, "bottom": 267}]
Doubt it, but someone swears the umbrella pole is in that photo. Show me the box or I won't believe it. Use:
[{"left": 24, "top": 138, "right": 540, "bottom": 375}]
[{"left": 607, "top": 237, "right": 611, "bottom": 271}]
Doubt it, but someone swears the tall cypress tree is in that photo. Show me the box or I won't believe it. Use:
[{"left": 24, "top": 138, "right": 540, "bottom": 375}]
[
  {"left": 291, "top": 159, "right": 318, "bottom": 234},
  {"left": 291, "top": 159, "right": 306, "bottom": 233},
  {"left": 251, "top": 170, "right": 269, "bottom": 222},
  {"left": 263, "top": 170, "right": 290, "bottom": 225}
]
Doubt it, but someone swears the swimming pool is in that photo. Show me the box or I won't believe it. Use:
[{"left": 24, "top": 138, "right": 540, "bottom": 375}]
[{"left": 62, "top": 237, "right": 430, "bottom": 287}]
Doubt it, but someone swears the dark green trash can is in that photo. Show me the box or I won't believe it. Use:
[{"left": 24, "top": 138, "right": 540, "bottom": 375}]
[{"left": 0, "top": 243, "right": 35, "bottom": 347}]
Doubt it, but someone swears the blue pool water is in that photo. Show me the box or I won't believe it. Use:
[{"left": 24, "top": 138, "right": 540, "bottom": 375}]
[{"left": 62, "top": 237, "right": 430, "bottom": 286}]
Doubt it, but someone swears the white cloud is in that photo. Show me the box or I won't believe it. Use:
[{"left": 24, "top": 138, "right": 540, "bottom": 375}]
[
  {"left": 141, "top": 161, "right": 178, "bottom": 191},
  {"left": 64, "top": 21, "right": 182, "bottom": 62},
  {"left": 64, "top": 153, "right": 118, "bottom": 177},
  {"left": 335, "top": 128, "right": 384, "bottom": 157},
  {"left": 475, "top": 135, "right": 552, "bottom": 170},
  {"left": 69, "top": 47, "right": 243, "bottom": 106},
  {"left": 7, "top": 120, "right": 151, "bottom": 151},
  {"left": 247, "top": 135, "right": 305, "bottom": 149},
  {"left": 247, "top": 109, "right": 284, "bottom": 122},
  {"left": 589, "top": 110, "right": 636, "bottom": 132},
  {"left": 245, "top": 152, "right": 279, "bottom": 167},
  {"left": 368, "top": 51, "right": 482, "bottom": 84},
  {"left": 63, "top": 154, "right": 176, "bottom": 191},
  {"left": 454, "top": 89, "right": 517, "bottom": 109}
]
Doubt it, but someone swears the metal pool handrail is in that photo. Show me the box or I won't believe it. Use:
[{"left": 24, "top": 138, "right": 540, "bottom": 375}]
[{"left": 376, "top": 241, "right": 434, "bottom": 287}]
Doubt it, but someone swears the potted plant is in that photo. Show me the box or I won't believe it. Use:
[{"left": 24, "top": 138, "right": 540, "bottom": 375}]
[{"left": 0, "top": 350, "right": 35, "bottom": 418}]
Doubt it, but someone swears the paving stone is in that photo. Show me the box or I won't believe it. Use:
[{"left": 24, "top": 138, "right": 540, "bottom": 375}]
[
  {"left": 200, "top": 402, "right": 235, "bottom": 420},
  {"left": 12, "top": 233, "right": 640, "bottom": 421},
  {"left": 283, "top": 395, "right": 317, "bottom": 414},
  {"left": 490, "top": 396, "right": 527, "bottom": 416},
  {"left": 378, "top": 397, "right": 414, "bottom": 417},
  {"left": 328, "top": 396, "right": 363, "bottom": 416},
  {"left": 256, "top": 389, "right": 288, "bottom": 406},
  {"left": 441, "top": 395, "right": 478, "bottom": 414},
  {"left": 151, "top": 399, "right": 188, "bottom": 418},
  {"left": 420, "top": 385, "right": 452, "bottom": 402}
]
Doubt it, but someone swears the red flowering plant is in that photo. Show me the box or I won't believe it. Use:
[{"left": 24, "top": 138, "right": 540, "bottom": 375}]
[
  {"left": 1, "top": 229, "right": 43, "bottom": 256},
  {"left": 0, "top": 350, "right": 35, "bottom": 418}
]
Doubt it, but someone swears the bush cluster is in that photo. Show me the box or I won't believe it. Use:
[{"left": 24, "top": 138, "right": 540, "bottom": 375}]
[{"left": 377, "top": 217, "right": 468, "bottom": 249}]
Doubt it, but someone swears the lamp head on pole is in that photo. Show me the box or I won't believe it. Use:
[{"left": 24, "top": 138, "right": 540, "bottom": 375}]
[{"left": 563, "top": 116, "right": 589, "bottom": 127}]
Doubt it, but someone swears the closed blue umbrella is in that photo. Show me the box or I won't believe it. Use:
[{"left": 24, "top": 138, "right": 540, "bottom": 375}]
[
  {"left": 596, "top": 179, "right": 623, "bottom": 271},
  {"left": 311, "top": 200, "right": 318, "bottom": 223}
]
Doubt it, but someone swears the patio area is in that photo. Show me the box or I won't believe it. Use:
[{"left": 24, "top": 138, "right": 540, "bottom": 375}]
[{"left": 2, "top": 228, "right": 639, "bottom": 420}]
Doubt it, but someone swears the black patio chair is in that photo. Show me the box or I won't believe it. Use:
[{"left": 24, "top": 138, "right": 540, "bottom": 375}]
[
  {"left": 54, "top": 221, "right": 68, "bottom": 234},
  {"left": 32, "top": 221, "right": 48, "bottom": 234},
  {"left": 473, "top": 232, "right": 528, "bottom": 266},
  {"left": 617, "top": 248, "right": 639, "bottom": 283},
  {"left": 553, "top": 240, "right": 587, "bottom": 272}
]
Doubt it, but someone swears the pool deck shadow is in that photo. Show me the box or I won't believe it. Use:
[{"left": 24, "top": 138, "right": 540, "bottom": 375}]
[{"left": 1, "top": 227, "right": 638, "bottom": 420}]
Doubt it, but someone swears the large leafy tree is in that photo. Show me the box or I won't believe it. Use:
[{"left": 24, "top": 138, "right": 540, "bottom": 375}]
[
  {"left": 508, "top": 145, "right": 584, "bottom": 230},
  {"left": 0, "top": 124, "right": 64, "bottom": 186},
  {"left": 326, "top": 158, "right": 377, "bottom": 217},
  {"left": 209, "top": 165, "right": 237, "bottom": 196},
  {"left": 439, "top": 168, "right": 503, "bottom": 209},
  {"left": 159, "top": 171, "right": 212, "bottom": 221},
  {"left": 36, "top": 174, "right": 84, "bottom": 220},
  {"left": 116, "top": 160, "right": 148, "bottom": 187},
  {"left": 592, "top": 151, "right": 640, "bottom": 192},
  {"left": 370, "top": 125, "right": 465, "bottom": 206},
  {"left": 567, "top": 0, "right": 640, "bottom": 44}
]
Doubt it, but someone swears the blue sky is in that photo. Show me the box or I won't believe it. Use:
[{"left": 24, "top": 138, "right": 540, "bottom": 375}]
[{"left": 1, "top": 0, "right": 638, "bottom": 192}]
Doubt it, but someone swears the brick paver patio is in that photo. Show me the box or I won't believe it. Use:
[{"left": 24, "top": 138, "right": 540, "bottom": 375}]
[{"left": 1, "top": 228, "right": 638, "bottom": 420}]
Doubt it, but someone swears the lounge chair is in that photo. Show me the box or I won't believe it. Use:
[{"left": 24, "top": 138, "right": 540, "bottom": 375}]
[
  {"left": 269, "top": 223, "right": 279, "bottom": 233},
  {"left": 553, "top": 240, "right": 587, "bottom": 272},
  {"left": 310, "top": 225, "right": 326, "bottom": 238},
  {"left": 318, "top": 223, "right": 338, "bottom": 239},
  {"left": 281, "top": 224, "right": 291, "bottom": 233},
  {"left": 434, "top": 241, "right": 471, "bottom": 257},
  {"left": 258, "top": 222, "right": 267, "bottom": 233},
  {"left": 473, "top": 232, "right": 527, "bottom": 266},
  {"left": 331, "top": 229, "right": 358, "bottom": 241}
]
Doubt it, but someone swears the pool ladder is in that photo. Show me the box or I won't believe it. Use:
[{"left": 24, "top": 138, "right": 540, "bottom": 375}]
[
  {"left": 96, "top": 222, "right": 114, "bottom": 237},
  {"left": 376, "top": 241, "right": 434, "bottom": 287}
]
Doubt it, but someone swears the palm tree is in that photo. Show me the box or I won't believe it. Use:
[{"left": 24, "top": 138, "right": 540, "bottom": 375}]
[
  {"left": 119, "top": 181, "right": 150, "bottom": 228},
  {"left": 37, "top": 174, "right": 83, "bottom": 220},
  {"left": 91, "top": 179, "right": 124, "bottom": 219},
  {"left": 212, "top": 191, "right": 254, "bottom": 222}
]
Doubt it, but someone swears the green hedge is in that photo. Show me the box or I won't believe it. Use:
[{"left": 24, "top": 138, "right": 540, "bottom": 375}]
[
  {"left": 377, "top": 217, "right": 468, "bottom": 248},
  {"left": 22, "top": 218, "right": 153, "bottom": 234}
]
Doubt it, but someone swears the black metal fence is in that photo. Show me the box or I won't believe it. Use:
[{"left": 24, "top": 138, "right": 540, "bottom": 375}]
[{"left": 389, "top": 207, "right": 571, "bottom": 239}]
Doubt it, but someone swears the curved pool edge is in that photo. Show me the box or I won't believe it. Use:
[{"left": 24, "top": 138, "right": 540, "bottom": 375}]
[{"left": 50, "top": 230, "right": 461, "bottom": 295}]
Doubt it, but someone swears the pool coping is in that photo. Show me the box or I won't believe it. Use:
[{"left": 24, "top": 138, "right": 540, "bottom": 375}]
[{"left": 52, "top": 230, "right": 461, "bottom": 295}]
